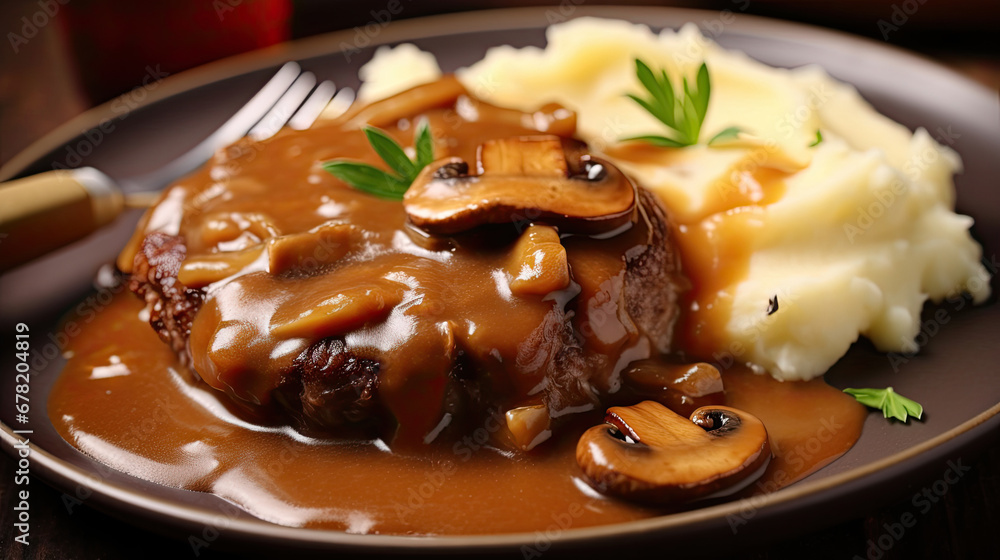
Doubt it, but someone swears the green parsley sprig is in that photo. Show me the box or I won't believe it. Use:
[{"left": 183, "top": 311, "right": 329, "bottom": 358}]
[
  {"left": 808, "top": 130, "right": 824, "bottom": 147},
  {"left": 844, "top": 387, "right": 924, "bottom": 423},
  {"left": 624, "top": 59, "right": 742, "bottom": 148},
  {"left": 322, "top": 121, "right": 434, "bottom": 200}
]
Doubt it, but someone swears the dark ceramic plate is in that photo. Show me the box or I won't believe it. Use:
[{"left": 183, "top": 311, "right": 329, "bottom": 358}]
[{"left": 2, "top": 6, "right": 998, "bottom": 556}]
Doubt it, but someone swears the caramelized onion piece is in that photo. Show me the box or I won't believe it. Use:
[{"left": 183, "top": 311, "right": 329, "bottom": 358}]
[
  {"left": 505, "top": 404, "right": 552, "bottom": 451},
  {"left": 576, "top": 402, "right": 771, "bottom": 504},
  {"left": 506, "top": 224, "right": 570, "bottom": 296},
  {"left": 403, "top": 135, "right": 637, "bottom": 235}
]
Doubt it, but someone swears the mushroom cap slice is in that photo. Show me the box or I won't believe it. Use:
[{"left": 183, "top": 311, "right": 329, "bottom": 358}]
[
  {"left": 576, "top": 402, "right": 771, "bottom": 504},
  {"left": 403, "top": 136, "right": 637, "bottom": 235}
]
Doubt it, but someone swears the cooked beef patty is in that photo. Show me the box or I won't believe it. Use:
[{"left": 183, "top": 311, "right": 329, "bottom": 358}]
[{"left": 120, "top": 78, "right": 685, "bottom": 449}]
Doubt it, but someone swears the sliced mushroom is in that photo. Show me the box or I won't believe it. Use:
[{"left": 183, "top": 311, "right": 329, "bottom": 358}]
[
  {"left": 266, "top": 223, "right": 357, "bottom": 276},
  {"left": 576, "top": 402, "right": 771, "bottom": 504},
  {"left": 197, "top": 211, "right": 281, "bottom": 252},
  {"left": 178, "top": 246, "right": 264, "bottom": 289},
  {"left": 270, "top": 281, "right": 405, "bottom": 340},
  {"left": 403, "top": 135, "right": 637, "bottom": 235},
  {"left": 621, "top": 359, "right": 725, "bottom": 417}
]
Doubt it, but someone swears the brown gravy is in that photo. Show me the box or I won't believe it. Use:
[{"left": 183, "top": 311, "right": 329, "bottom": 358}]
[
  {"left": 48, "top": 294, "right": 864, "bottom": 534},
  {"left": 48, "top": 77, "right": 866, "bottom": 535}
]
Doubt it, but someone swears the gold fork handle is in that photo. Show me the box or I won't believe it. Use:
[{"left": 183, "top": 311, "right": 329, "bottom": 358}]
[{"left": 0, "top": 167, "right": 123, "bottom": 271}]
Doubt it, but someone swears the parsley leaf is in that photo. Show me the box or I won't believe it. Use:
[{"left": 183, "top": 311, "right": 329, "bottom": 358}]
[
  {"left": 843, "top": 387, "right": 924, "bottom": 423},
  {"left": 322, "top": 120, "right": 434, "bottom": 200},
  {"left": 623, "top": 59, "right": 740, "bottom": 148},
  {"left": 707, "top": 126, "right": 744, "bottom": 146},
  {"left": 809, "top": 130, "right": 823, "bottom": 147}
]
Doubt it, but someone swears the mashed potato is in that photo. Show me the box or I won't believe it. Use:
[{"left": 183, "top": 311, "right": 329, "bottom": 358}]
[
  {"left": 356, "top": 43, "right": 442, "bottom": 103},
  {"left": 356, "top": 18, "right": 990, "bottom": 381}
]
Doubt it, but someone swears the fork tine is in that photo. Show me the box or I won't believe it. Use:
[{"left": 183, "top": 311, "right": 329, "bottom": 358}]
[
  {"left": 128, "top": 61, "right": 301, "bottom": 190},
  {"left": 320, "top": 87, "right": 356, "bottom": 121},
  {"left": 206, "top": 61, "right": 301, "bottom": 145},
  {"left": 289, "top": 80, "right": 337, "bottom": 130},
  {"left": 249, "top": 72, "right": 317, "bottom": 140}
]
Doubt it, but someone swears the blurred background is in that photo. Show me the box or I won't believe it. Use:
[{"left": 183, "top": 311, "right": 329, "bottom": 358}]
[{"left": 1, "top": 0, "right": 998, "bottom": 165}]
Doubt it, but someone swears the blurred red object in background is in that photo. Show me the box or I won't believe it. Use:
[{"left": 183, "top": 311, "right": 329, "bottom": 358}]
[{"left": 59, "top": 0, "right": 291, "bottom": 103}]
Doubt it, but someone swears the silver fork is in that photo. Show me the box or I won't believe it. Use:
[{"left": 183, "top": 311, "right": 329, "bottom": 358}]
[{"left": 0, "top": 62, "right": 355, "bottom": 271}]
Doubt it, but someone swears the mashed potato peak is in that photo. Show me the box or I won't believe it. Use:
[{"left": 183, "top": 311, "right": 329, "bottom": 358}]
[
  {"left": 356, "top": 43, "right": 442, "bottom": 103},
  {"left": 358, "top": 17, "right": 990, "bottom": 381}
]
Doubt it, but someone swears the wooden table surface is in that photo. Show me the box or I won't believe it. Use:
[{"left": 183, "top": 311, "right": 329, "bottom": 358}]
[{"left": 1, "top": 2, "right": 998, "bottom": 558}]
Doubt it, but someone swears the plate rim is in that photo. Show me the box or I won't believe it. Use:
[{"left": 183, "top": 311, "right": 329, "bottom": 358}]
[
  {"left": 4, "top": 406, "right": 999, "bottom": 551},
  {"left": 2, "top": 4, "right": 999, "bottom": 552}
]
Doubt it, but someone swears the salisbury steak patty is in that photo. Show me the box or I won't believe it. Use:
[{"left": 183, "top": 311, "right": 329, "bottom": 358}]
[
  {"left": 119, "top": 80, "right": 685, "bottom": 450},
  {"left": 129, "top": 232, "right": 202, "bottom": 360}
]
